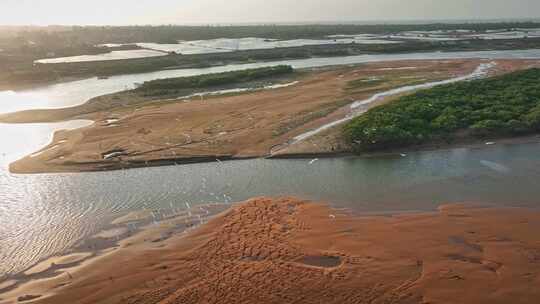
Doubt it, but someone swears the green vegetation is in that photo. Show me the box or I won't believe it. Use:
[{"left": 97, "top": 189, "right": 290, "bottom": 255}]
[
  {"left": 345, "top": 68, "right": 540, "bottom": 150},
  {"left": 4, "top": 37, "right": 540, "bottom": 90},
  {"left": 135, "top": 65, "right": 294, "bottom": 96},
  {"left": 2, "top": 23, "right": 540, "bottom": 45},
  {"left": 3, "top": 23, "right": 540, "bottom": 89}
]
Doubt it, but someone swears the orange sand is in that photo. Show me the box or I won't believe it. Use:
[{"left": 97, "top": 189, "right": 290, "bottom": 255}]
[{"left": 5, "top": 197, "right": 540, "bottom": 304}]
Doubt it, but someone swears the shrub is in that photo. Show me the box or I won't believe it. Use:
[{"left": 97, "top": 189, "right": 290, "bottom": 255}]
[
  {"left": 470, "top": 120, "right": 505, "bottom": 137},
  {"left": 525, "top": 106, "right": 540, "bottom": 130},
  {"left": 346, "top": 68, "right": 540, "bottom": 150},
  {"left": 135, "top": 65, "right": 294, "bottom": 93}
]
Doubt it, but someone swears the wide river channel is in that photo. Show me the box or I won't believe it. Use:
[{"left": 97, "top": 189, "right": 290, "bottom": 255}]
[{"left": 1, "top": 49, "right": 540, "bottom": 276}]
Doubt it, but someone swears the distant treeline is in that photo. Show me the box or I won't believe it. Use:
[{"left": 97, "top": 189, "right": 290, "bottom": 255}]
[
  {"left": 135, "top": 65, "right": 294, "bottom": 96},
  {"left": 4, "top": 37, "right": 540, "bottom": 90},
  {"left": 345, "top": 68, "right": 540, "bottom": 150},
  {"left": 3, "top": 22, "right": 540, "bottom": 90},
  {"left": 2, "top": 22, "right": 539, "bottom": 64},
  {"left": 2, "top": 22, "right": 540, "bottom": 47}
]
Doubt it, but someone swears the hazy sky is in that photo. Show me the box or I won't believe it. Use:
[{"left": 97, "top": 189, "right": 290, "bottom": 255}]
[{"left": 2, "top": 0, "right": 540, "bottom": 25}]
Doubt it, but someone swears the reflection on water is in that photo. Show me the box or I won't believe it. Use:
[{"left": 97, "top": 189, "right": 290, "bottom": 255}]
[
  {"left": 2, "top": 49, "right": 540, "bottom": 114},
  {"left": 34, "top": 49, "right": 166, "bottom": 64},
  {"left": 133, "top": 37, "right": 400, "bottom": 55},
  {"left": 0, "top": 121, "right": 93, "bottom": 169},
  {"left": 40, "top": 37, "right": 401, "bottom": 63},
  {"left": 96, "top": 31, "right": 540, "bottom": 56},
  {"left": 1, "top": 142, "right": 540, "bottom": 276}
]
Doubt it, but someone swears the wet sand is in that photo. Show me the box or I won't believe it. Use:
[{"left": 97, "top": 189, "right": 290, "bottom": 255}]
[
  {"left": 3, "top": 197, "right": 540, "bottom": 304},
  {"left": 0, "top": 203, "right": 230, "bottom": 304}
]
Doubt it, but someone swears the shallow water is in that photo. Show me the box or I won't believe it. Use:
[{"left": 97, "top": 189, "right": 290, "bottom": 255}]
[
  {"left": 96, "top": 30, "right": 540, "bottom": 56},
  {"left": 34, "top": 49, "right": 166, "bottom": 64},
  {"left": 36, "top": 37, "right": 400, "bottom": 63},
  {"left": 134, "top": 37, "right": 400, "bottom": 55},
  {"left": 0, "top": 121, "right": 93, "bottom": 169},
  {"left": 392, "top": 29, "right": 540, "bottom": 41},
  {"left": 2, "top": 140, "right": 540, "bottom": 275},
  {"left": 3, "top": 48, "right": 540, "bottom": 115}
]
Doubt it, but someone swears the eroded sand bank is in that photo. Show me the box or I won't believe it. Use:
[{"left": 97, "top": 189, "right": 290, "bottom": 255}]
[{"left": 3, "top": 197, "right": 540, "bottom": 304}]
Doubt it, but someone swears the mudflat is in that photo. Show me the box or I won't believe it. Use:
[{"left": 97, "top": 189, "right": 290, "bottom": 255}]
[{"left": 4, "top": 197, "right": 540, "bottom": 304}]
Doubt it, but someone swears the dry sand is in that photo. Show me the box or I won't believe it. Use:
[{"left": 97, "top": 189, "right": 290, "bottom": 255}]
[
  {"left": 3, "top": 197, "right": 540, "bottom": 304},
  {"left": 5, "top": 59, "right": 540, "bottom": 174},
  {"left": 6, "top": 59, "right": 487, "bottom": 174}
]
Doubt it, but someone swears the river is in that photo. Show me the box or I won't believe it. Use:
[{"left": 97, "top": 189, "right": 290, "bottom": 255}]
[
  {"left": 2, "top": 48, "right": 540, "bottom": 114},
  {"left": 1, "top": 49, "right": 540, "bottom": 277},
  {"left": 2, "top": 142, "right": 540, "bottom": 276}
]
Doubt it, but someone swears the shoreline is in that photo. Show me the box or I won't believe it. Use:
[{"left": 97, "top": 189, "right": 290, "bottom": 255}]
[
  {"left": 2, "top": 197, "right": 540, "bottom": 303},
  {"left": 9, "top": 131, "right": 540, "bottom": 175},
  {"left": 271, "top": 133, "right": 540, "bottom": 160},
  {"left": 3, "top": 44, "right": 540, "bottom": 92},
  {"left": 0, "top": 76, "right": 90, "bottom": 93},
  {"left": 0, "top": 202, "right": 232, "bottom": 301}
]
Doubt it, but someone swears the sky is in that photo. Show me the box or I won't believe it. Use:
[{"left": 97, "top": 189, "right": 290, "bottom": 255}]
[{"left": 1, "top": 0, "right": 540, "bottom": 25}]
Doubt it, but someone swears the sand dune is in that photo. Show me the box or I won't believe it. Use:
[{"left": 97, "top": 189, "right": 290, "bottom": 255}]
[{"left": 5, "top": 197, "right": 539, "bottom": 304}]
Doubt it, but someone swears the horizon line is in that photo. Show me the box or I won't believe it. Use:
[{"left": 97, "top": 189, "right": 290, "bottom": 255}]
[{"left": 2, "top": 17, "right": 540, "bottom": 28}]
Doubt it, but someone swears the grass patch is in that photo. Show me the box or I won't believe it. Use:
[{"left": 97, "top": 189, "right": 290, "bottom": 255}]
[
  {"left": 345, "top": 68, "right": 540, "bottom": 151},
  {"left": 346, "top": 77, "right": 386, "bottom": 90}
]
